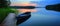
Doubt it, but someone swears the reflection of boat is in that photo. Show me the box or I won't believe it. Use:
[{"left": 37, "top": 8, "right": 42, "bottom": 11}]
[
  {"left": 10, "top": 6, "right": 35, "bottom": 9},
  {"left": 46, "top": 4, "right": 60, "bottom": 12}
]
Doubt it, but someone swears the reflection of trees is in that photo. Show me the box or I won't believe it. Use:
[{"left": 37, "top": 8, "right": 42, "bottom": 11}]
[
  {"left": 46, "top": 4, "right": 60, "bottom": 12},
  {"left": 0, "top": 0, "right": 11, "bottom": 8}
]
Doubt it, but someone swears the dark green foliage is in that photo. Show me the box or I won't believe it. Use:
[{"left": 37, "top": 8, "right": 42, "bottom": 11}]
[
  {"left": 0, "top": 0, "right": 11, "bottom": 8},
  {"left": 46, "top": 4, "right": 60, "bottom": 12},
  {"left": 0, "top": 0, "right": 18, "bottom": 24},
  {"left": 0, "top": 8, "right": 18, "bottom": 24}
]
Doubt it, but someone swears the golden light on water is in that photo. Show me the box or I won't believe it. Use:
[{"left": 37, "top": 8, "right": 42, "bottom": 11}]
[{"left": 18, "top": 9, "right": 37, "bottom": 13}]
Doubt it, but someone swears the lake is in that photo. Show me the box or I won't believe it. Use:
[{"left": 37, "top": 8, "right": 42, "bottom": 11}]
[{"left": 18, "top": 8, "right": 60, "bottom": 26}]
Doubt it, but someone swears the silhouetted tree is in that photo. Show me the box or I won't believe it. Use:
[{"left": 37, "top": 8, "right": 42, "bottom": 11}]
[
  {"left": 0, "top": 0, "right": 11, "bottom": 8},
  {"left": 46, "top": 4, "right": 60, "bottom": 12}
]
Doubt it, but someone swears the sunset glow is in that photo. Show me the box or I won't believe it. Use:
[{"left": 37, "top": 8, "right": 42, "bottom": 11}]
[
  {"left": 10, "top": 2, "right": 36, "bottom": 6},
  {"left": 18, "top": 9, "right": 37, "bottom": 13},
  {"left": 18, "top": 3, "right": 37, "bottom": 13},
  {"left": 10, "top": 1, "right": 37, "bottom": 13}
]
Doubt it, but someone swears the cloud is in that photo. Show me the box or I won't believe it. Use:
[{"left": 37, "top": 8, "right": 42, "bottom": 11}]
[{"left": 10, "top": 0, "right": 44, "bottom": 3}]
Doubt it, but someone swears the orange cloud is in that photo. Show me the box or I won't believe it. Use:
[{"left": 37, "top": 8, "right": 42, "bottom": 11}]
[{"left": 10, "top": 2, "right": 36, "bottom": 6}]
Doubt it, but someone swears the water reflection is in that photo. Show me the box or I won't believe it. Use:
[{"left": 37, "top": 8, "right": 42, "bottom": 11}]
[{"left": 19, "top": 8, "right": 60, "bottom": 26}]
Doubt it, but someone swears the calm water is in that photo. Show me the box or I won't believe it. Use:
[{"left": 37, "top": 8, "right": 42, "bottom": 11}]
[{"left": 18, "top": 8, "right": 60, "bottom": 26}]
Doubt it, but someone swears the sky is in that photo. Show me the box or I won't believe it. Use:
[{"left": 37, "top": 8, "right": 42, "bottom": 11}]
[
  {"left": 10, "top": 0, "right": 43, "bottom": 2},
  {"left": 10, "top": 0, "right": 41, "bottom": 4},
  {"left": 10, "top": 0, "right": 60, "bottom": 7},
  {"left": 10, "top": 0, "right": 44, "bottom": 6}
]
